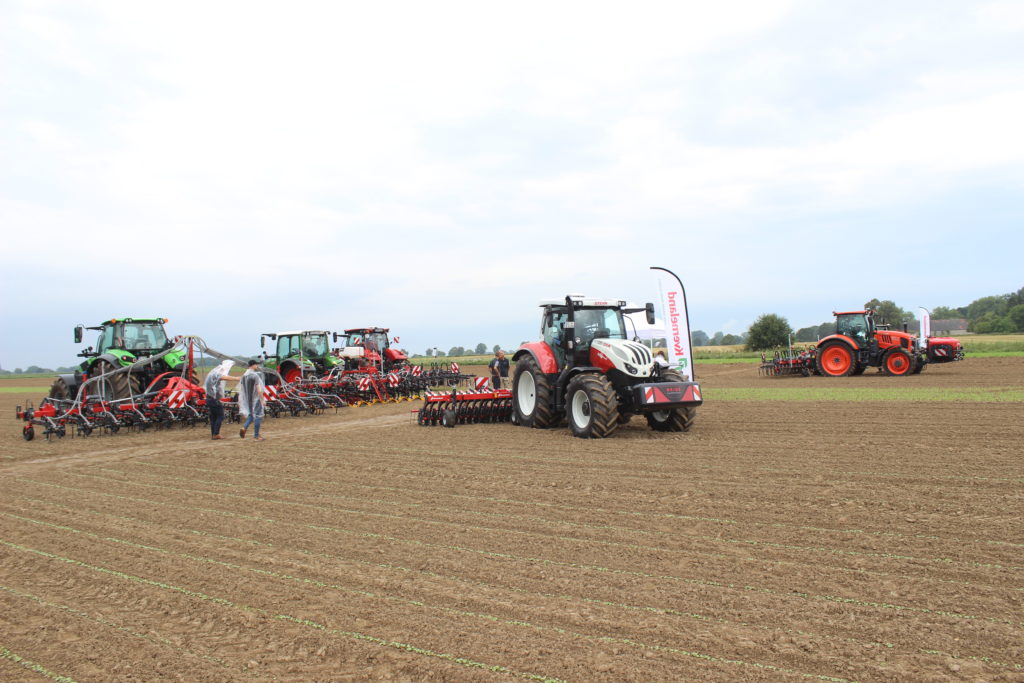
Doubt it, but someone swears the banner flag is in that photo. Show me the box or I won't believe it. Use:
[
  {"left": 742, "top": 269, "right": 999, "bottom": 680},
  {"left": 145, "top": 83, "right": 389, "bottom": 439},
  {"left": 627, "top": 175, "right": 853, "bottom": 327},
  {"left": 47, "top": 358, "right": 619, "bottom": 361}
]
[{"left": 651, "top": 266, "right": 694, "bottom": 379}]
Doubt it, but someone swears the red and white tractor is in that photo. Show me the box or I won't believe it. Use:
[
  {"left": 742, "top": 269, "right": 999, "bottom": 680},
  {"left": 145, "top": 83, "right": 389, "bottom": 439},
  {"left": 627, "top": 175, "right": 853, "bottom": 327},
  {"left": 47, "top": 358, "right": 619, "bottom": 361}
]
[{"left": 512, "top": 295, "right": 702, "bottom": 438}]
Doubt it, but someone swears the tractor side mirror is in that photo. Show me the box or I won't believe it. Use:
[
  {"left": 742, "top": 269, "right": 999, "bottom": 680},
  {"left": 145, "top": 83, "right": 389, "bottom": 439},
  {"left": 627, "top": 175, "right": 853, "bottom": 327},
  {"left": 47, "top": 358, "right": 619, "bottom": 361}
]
[
  {"left": 645, "top": 302, "right": 655, "bottom": 325},
  {"left": 260, "top": 336, "right": 266, "bottom": 349},
  {"left": 74, "top": 326, "right": 84, "bottom": 344},
  {"left": 332, "top": 333, "right": 339, "bottom": 342}
]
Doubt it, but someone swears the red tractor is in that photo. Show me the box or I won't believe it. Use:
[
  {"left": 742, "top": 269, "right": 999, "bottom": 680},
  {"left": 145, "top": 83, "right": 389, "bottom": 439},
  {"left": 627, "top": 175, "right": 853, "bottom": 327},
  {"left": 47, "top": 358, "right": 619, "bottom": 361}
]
[
  {"left": 512, "top": 295, "right": 702, "bottom": 438},
  {"left": 334, "top": 327, "right": 408, "bottom": 372},
  {"left": 816, "top": 309, "right": 964, "bottom": 377}
]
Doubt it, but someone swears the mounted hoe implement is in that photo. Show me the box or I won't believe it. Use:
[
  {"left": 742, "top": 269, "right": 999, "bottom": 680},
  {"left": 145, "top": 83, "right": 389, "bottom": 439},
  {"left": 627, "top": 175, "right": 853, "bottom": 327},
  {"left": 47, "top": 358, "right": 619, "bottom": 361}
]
[
  {"left": 759, "top": 338, "right": 817, "bottom": 377},
  {"left": 17, "top": 333, "right": 345, "bottom": 441},
  {"left": 417, "top": 387, "right": 514, "bottom": 427}
]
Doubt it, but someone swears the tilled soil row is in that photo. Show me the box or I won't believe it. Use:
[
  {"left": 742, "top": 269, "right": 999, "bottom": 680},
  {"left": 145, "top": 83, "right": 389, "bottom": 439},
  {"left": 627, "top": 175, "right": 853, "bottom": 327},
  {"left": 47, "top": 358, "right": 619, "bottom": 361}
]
[{"left": 2, "top": 469, "right": 1019, "bottom": 680}]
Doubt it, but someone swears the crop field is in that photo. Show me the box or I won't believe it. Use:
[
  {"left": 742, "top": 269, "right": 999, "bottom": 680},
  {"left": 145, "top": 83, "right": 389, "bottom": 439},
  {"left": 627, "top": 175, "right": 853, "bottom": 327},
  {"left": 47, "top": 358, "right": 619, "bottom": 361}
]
[{"left": 1, "top": 358, "right": 1022, "bottom": 681}]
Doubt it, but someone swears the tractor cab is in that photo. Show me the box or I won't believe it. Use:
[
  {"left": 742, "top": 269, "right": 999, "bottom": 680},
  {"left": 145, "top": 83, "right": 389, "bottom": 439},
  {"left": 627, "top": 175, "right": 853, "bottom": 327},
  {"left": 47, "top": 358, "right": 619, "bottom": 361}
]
[
  {"left": 77, "top": 318, "right": 172, "bottom": 358},
  {"left": 338, "top": 327, "right": 408, "bottom": 370},
  {"left": 834, "top": 311, "right": 874, "bottom": 346},
  {"left": 260, "top": 330, "right": 338, "bottom": 382},
  {"left": 540, "top": 298, "right": 631, "bottom": 367}
]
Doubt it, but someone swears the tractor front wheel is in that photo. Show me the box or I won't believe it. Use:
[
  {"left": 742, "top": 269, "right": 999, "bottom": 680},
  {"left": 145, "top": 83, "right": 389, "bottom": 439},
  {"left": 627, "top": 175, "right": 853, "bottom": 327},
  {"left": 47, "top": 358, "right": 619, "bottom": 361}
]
[
  {"left": 816, "top": 342, "right": 855, "bottom": 377},
  {"left": 882, "top": 349, "right": 913, "bottom": 376},
  {"left": 565, "top": 374, "right": 619, "bottom": 439},
  {"left": 513, "top": 356, "right": 555, "bottom": 428},
  {"left": 645, "top": 369, "right": 696, "bottom": 432}
]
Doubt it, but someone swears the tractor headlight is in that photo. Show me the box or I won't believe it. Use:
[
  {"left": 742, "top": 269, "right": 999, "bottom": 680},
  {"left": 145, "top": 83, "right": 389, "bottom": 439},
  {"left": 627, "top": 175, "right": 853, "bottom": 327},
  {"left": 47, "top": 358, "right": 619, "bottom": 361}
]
[{"left": 624, "top": 363, "right": 637, "bottom": 375}]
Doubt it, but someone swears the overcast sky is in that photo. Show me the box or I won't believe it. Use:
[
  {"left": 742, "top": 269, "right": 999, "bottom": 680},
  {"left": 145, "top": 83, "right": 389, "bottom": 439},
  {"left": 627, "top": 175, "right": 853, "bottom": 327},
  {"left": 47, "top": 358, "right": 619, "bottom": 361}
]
[{"left": 2, "top": 1, "right": 1022, "bottom": 369}]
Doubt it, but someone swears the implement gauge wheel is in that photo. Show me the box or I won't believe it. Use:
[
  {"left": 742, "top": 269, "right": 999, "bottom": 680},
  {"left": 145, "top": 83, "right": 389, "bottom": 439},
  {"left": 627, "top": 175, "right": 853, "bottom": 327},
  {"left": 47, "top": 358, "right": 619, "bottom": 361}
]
[
  {"left": 23, "top": 425, "right": 35, "bottom": 441},
  {"left": 816, "top": 341, "right": 856, "bottom": 377}
]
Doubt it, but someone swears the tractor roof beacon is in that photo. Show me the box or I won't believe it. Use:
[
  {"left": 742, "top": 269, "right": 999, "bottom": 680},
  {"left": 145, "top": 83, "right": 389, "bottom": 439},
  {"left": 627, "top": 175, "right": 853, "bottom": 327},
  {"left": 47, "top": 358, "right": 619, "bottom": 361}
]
[{"left": 511, "top": 295, "right": 703, "bottom": 439}]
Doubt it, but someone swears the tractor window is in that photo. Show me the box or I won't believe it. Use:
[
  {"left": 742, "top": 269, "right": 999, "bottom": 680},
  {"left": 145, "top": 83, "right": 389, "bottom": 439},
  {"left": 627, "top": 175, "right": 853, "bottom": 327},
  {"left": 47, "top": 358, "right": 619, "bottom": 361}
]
[
  {"left": 837, "top": 315, "right": 869, "bottom": 343},
  {"left": 576, "top": 308, "right": 626, "bottom": 345},
  {"left": 98, "top": 326, "right": 115, "bottom": 353},
  {"left": 277, "top": 335, "right": 300, "bottom": 358},
  {"left": 123, "top": 322, "right": 168, "bottom": 350},
  {"left": 367, "top": 333, "right": 388, "bottom": 351},
  {"left": 543, "top": 311, "right": 568, "bottom": 347},
  {"left": 304, "top": 334, "right": 328, "bottom": 357}
]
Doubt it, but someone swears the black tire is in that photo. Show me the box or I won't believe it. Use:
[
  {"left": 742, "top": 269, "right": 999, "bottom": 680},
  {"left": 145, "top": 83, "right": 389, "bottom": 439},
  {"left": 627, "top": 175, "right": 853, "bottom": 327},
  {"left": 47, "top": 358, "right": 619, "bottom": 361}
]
[
  {"left": 645, "top": 369, "right": 696, "bottom": 432},
  {"left": 565, "top": 373, "right": 619, "bottom": 439},
  {"left": 513, "top": 355, "right": 555, "bottom": 428},
  {"left": 912, "top": 358, "right": 926, "bottom": 374},
  {"left": 90, "top": 359, "right": 139, "bottom": 400},
  {"left": 23, "top": 425, "right": 34, "bottom": 441},
  {"left": 816, "top": 341, "right": 856, "bottom": 377},
  {"left": 442, "top": 408, "right": 457, "bottom": 428},
  {"left": 851, "top": 365, "right": 866, "bottom": 376},
  {"left": 49, "top": 378, "right": 72, "bottom": 400}
]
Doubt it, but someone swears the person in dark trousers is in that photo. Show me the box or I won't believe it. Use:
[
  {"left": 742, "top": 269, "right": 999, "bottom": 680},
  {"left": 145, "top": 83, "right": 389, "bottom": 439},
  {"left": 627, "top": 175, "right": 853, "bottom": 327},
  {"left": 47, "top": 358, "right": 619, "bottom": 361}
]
[
  {"left": 488, "top": 349, "right": 510, "bottom": 389},
  {"left": 203, "top": 360, "right": 239, "bottom": 440},
  {"left": 238, "top": 359, "right": 267, "bottom": 441}
]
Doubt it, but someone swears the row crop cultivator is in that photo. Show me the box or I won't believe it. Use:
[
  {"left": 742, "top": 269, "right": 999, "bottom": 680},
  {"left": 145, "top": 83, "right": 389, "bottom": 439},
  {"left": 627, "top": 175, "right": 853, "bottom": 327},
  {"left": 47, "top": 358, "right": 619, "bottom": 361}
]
[
  {"left": 417, "top": 388, "right": 514, "bottom": 427},
  {"left": 16, "top": 332, "right": 348, "bottom": 441}
]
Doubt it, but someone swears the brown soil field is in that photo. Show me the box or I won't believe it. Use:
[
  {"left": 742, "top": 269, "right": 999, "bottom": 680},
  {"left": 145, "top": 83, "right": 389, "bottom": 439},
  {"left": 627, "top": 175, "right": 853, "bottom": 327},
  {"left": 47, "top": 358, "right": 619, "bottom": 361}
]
[{"left": 1, "top": 358, "right": 1022, "bottom": 682}]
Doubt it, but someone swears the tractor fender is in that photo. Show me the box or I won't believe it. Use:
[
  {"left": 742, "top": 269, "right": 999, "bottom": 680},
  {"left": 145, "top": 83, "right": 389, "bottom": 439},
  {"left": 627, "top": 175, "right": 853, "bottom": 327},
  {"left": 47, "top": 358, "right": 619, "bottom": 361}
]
[
  {"left": 816, "top": 334, "right": 860, "bottom": 351},
  {"left": 92, "top": 352, "right": 134, "bottom": 372},
  {"left": 513, "top": 342, "right": 560, "bottom": 374}
]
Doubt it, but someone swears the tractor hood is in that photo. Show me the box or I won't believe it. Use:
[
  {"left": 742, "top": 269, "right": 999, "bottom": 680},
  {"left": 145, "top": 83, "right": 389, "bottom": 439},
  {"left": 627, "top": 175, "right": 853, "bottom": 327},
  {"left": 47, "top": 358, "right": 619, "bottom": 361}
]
[{"left": 590, "top": 338, "right": 655, "bottom": 378}]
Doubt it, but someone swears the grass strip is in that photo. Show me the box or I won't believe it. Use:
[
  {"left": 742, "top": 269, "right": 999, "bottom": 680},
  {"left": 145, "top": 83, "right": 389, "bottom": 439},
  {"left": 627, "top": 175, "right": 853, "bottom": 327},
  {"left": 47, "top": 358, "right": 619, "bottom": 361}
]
[
  {"left": 0, "top": 645, "right": 77, "bottom": 683},
  {"left": 706, "top": 386, "right": 1024, "bottom": 402}
]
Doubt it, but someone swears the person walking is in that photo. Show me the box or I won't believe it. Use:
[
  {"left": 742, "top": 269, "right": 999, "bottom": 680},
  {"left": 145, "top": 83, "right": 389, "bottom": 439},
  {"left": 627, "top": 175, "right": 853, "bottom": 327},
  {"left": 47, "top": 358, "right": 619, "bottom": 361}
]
[
  {"left": 204, "top": 360, "right": 239, "bottom": 440},
  {"left": 488, "top": 349, "right": 510, "bottom": 389},
  {"left": 238, "top": 359, "right": 267, "bottom": 441}
]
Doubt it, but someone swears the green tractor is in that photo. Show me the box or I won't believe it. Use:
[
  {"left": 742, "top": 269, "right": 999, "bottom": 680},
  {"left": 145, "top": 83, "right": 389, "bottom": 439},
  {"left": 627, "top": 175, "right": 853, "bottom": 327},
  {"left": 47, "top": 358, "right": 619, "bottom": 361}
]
[
  {"left": 50, "top": 318, "right": 191, "bottom": 401},
  {"left": 260, "top": 330, "right": 341, "bottom": 383}
]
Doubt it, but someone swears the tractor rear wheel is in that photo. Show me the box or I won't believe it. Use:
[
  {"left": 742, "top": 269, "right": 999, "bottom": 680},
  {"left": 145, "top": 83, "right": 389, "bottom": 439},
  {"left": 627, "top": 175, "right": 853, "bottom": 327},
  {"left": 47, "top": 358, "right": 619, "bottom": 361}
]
[
  {"left": 91, "top": 359, "right": 139, "bottom": 400},
  {"left": 49, "top": 378, "right": 72, "bottom": 400},
  {"left": 513, "top": 355, "right": 555, "bottom": 428},
  {"left": 565, "top": 374, "right": 619, "bottom": 439},
  {"left": 645, "top": 369, "right": 696, "bottom": 432},
  {"left": 816, "top": 342, "right": 856, "bottom": 377},
  {"left": 882, "top": 349, "right": 913, "bottom": 376}
]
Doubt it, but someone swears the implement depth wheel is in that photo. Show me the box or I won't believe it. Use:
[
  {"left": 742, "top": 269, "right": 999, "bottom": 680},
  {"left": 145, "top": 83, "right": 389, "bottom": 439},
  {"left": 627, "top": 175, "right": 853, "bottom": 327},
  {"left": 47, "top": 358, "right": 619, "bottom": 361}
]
[
  {"left": 882, "top": 348, "right": 913, "bottom": 376},
  {"left": 645, "top": 369, "right": 696, "bottom": 432},
  {"left": 816, "top": 342, "right": 855, "bottom": 377},
  {"left": 565, "top": 374, "right": 619, "bottom": 439},
  {"left": 513, "top": 355, "right": 555, "bottom": 428}
]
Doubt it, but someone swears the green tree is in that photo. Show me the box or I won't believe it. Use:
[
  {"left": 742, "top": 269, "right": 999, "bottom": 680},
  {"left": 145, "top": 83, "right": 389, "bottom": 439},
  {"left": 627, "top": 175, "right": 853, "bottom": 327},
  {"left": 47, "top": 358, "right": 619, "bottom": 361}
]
[
  {"left": 746, "top": 314, "right": 792, "bottom": 351},
  {"left": 864, "top": 299, "right": 914, "bottom": 326},
  {"left": 448, "top": 346, "right": 465, "bottom": 357},
  {"left": 794, "top": 326, "right": 819, "bottom": 342},
  {"left": 930, "top": 306, "right": 962, "bottom": 319},
  {"left": 710, "top": 331, "right": 725, "bottom": 346},
  {"left": 493, "top": 344, "right": 502, "bottom": 353},
  {"left": 475, "top": 343, "right": 488, "bottom": 354},
  {"left": 691, "top": 330, "right": 709, "bottom": 346},
  {"left": 966, "top": 295, "right": 1009, "bottom": 322},
  {"left": 1007, "top": 304, "right": 1024, "bottom": 332},
  {"left": 721, "top": 333, "right": 740, "bottom": 346}
]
